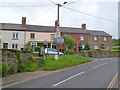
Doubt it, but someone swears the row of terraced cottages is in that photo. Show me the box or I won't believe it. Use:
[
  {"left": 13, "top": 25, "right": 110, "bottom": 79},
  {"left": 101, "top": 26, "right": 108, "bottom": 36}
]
[{"left": 0, "top": 22, "right": 112, "bottom": 51}]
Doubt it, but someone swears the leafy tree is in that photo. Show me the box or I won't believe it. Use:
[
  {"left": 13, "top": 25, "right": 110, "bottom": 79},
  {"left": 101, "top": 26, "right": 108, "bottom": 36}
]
[
  {"left": 112, "top": 38, "right": 120, "bottom": 46},
  {"left": 84, "top": 43, "right": 90, "bottom": 50},
  {"left": 78, "top": 43, "right": 82, "bottom": 51},
  {"left": 62, "top": 35, "right": 75, "bottom": 50}
]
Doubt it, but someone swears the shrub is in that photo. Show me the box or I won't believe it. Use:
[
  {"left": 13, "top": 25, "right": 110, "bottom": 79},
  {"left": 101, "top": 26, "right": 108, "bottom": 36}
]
[
  {"left": 2, "top": 56, "right": 5, "bottom": 62},
  {"left": 88, "top": 51, "right": 92, "bottom": 57},
  {"left": 34, "top": 46, "right": 41, "bottom": 52},
  {"left": 28, "top": 55, "right": 35, "bottom": 62},
  {"left": 2, "top": 63, "right": 8, "bottom": 75},
  {"left": 18, "top": 58, "right": 37, "bottom": 72},
  {"left": 64, "top": 50, "right": 76, "bottom": 55},
  {"left": 7, "top": 51, "right": 11, "bottom": 57},
  {"left": 16, "top": 51, "right": 21, "bottom": 60}
]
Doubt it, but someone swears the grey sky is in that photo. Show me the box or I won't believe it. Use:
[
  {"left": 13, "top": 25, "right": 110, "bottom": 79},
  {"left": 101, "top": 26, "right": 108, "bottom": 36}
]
[{"left": 0, "top": 0, "right": 119, "bottom": 38}]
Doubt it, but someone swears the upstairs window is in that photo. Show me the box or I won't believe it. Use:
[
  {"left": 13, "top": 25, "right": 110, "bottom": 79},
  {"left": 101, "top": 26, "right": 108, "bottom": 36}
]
[
  {"left": 94, "top": 36, "right": 98, "bottom": 41},
  {"left": 30, "top": 33, "right": 35, "bottom": 39},
  {"left": 13, "top": 33, "right": 18, "bottom": 39},
  {"left": 80, "top": 36, "right": 84, "bottom": 41},
  {"left": 104, "top": 37, "right": 107, "bottom": 41}
]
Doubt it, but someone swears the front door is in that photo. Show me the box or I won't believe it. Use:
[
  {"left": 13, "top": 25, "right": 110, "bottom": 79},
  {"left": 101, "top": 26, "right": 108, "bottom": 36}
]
[{"left": 3, "top": 43, "right": 8, "bottom": 49}]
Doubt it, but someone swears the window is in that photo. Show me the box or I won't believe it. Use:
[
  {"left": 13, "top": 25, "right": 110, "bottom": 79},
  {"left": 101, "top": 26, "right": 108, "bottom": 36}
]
[
  {"left": 30, "top": 33, "right": 35, "bottom": 39},
  {"left": 104, "top": 37, "right": 107, "bottom": 41},
  {"left": 51, "top": 34, "right": 55, "bottom": 40},
  {"left": 30, "top": 42, "right": 37, "bottom": 47},
  {"left": 80, "top": 36, "right": 84, "bottom": 41},
  {"left": 94, "top": 45, "right": 98, "bottom": 49},
  {"left": 74, "top": 44, "right": 77, "bottom": 48},
  {"left": 13, "top": 33, "right": 18, "bottom": 39},
  {"left": 94, "top": 36, "right": 98, "bottom": 41},
  {"left": 12, "top": 44, "right": 18, "bottom": 49}
]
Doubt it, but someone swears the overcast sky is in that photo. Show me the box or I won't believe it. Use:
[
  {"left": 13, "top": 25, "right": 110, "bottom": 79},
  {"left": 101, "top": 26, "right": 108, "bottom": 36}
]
[{"left": 0, "top": 0, "right": 119, "bottom": 39}]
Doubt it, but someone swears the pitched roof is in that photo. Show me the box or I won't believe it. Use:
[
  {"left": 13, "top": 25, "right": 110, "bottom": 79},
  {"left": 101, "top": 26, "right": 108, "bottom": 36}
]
[{"left": 0, "top": 23, "right": 112, "bottom": 36}]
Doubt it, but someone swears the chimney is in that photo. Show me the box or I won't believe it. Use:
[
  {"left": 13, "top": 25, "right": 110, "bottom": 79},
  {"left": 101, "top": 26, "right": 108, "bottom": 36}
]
[
  {"left": 81, "top": 24, "right": 86, "bottom": 30},
  {"left": 22, "top": 17, "right": 26, "bottom": 28}
]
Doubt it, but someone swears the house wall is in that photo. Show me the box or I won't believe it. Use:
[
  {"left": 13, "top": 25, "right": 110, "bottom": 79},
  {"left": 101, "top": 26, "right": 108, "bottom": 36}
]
[
  {"left": 0, "top": 30, "right": 25, "bottom": 50},
  {"left": 25, "top": 31, "right": 55, "bottom": 42},
  {"left": 0, "top": 30, "right": 55, "bottom": 50},
  {"left": 61, "top": 32, "right": 89, "bottom": 51},
  {"left": 88, "top": 36, "right": 112, "bottom": 49}
]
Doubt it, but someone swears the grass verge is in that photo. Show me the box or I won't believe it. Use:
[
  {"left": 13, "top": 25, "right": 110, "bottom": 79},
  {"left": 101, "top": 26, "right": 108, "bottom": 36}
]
[{"left": 41, "top": 55, "right": 93, "bottom": 70}]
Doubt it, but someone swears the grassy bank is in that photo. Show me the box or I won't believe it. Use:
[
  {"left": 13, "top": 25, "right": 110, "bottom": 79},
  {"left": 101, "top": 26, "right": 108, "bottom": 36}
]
[{"left": 41, "top": 55, "right": 93, "bottom": 70}]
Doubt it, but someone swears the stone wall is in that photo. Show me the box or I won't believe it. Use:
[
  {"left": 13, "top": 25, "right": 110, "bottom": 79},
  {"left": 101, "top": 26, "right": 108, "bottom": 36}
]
[
  {"left": 75, "top": 50, "right": 120, "bottom": 58},
  {"left": 1, "top": 49, "right": 32, "bottom": 76}
]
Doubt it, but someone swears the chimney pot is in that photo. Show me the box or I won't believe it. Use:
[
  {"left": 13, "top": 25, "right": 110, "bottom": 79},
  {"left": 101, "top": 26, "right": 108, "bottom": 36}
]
[{"left": 81, "top": 24, "right": 86, "bottom": 30}]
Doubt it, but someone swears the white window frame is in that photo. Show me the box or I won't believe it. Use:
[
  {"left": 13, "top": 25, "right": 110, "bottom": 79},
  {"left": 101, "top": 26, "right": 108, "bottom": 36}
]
[
  {"left": 94, "top": 36, "right": 97, "bottom": 41},
  {"left": 94, "top": 45, "right": 98, "bottom": 49},
  {"left": 104, "top": 37, "right": 107, "bottom": 41},
  {"left": 30, "top": 42, "right": 37, "bottom": 47},
  {"left": 51, "top": 34, "right": 55, "bottom": 40},
  {"left": 30, "top": 33, "right": 35, "bottom": 39},
  {"left": 12, "top": 44, "right": 18, "bottom": 49},
  {"left": 13, "top": 33, "right": 18, "bottom": 39},
  {"left": 80, "top": 36, "right": 84, "bottom": 41}
]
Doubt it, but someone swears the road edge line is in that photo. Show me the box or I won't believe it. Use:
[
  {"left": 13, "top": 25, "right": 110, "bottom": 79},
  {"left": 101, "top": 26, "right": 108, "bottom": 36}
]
[{"left": 107, "top": 72, "right": 118, "bottom": 90}]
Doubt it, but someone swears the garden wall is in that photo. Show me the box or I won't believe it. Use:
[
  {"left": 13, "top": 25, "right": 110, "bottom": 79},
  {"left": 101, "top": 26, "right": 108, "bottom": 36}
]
[
  {"left": 75, "top": 50, "right": 120, "bottom": 58},
  {"left": 1, "top": 49, "right": 32, "bottom": 76}
]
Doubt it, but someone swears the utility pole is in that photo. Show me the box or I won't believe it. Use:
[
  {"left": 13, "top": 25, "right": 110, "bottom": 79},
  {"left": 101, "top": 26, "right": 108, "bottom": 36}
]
[{"left": 55, "top": 2, "right": 67, "bottom": 57}]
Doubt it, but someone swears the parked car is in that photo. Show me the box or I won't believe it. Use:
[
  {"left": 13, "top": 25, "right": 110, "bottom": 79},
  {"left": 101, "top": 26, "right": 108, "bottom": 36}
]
[{"left": 44, "top": 48, "right": 64, "bottom": 56}]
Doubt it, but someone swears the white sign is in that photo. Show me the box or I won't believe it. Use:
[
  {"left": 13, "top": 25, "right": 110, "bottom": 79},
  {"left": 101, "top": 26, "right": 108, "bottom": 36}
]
[
  {"left": 57, "top": 38, "right": 64, "bottom": 44},
  {"left": 55, "top": 55, "right": 58, "bottom": 59},
  {"left": 55, "top": 30, "right": 61, "bottom": 38}
]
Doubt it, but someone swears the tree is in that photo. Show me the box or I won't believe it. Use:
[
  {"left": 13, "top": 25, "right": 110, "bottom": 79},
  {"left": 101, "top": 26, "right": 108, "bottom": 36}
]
[
  {"left": 84, "top": 43, "right": 90, "bottom": 50},
  {"left": 112, "top": 38, "right": 120, "bottom": 46},
  {"left": 62, "top": 35, "right": 75, "bottom": 50},
  {"left": 78, "top": 43, "right": 82, "bottom": 51}
]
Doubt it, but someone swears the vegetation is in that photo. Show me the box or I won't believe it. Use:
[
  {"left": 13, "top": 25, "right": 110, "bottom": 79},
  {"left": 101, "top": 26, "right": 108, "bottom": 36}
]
[
  {"left": 112, "top": 38, "right": 120, "bottom": 46},
  {"left": 78, "top": 43, "right": 82, "bottom": 51},
  {"left": 64, "top": 50, "right": 76, "bottom": 55},
  {"left": 18, "top": 55, "right": 37, "bottom": 72},
  {"left": 2, "top": 63, "right": 8, "bottom": 76},
  {"left": 62, "top": 35, "right": 75, "bottom": 50},
  {"left": 34, "top": 46, "right": 41, "bottom": 52},
  {"left": 41, "top": 55, "right": 92, "bottom": 70},
  {"left": 84, "top": 43, "right": 90, "bottom": 50}
]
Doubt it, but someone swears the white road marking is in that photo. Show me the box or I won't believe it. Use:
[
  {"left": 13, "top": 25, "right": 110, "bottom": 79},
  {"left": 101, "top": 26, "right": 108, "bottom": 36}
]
[
  {"left": 92, "top": 63, "right": 107, "bottom": 69},
  {"left": 53, "top": 72, "right": 84, "bottom": 87}
]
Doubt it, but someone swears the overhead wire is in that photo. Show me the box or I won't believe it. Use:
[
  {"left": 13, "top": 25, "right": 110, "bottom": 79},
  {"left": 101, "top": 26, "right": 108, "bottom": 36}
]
[
  {"left": 62, "top": 6, "right": 117, "bottom": 24},
  {"left": 27, "top": 5, "right": 56, "bottom": 23}
]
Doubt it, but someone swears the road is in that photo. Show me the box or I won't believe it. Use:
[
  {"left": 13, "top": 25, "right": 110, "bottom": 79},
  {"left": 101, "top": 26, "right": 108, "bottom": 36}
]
[{"left": 3, "top": 57, "right": 119, "bottom": 88}]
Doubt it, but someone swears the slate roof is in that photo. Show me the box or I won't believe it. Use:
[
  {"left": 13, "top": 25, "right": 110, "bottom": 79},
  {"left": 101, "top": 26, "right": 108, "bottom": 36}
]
[{"left": 0, "top": 23, "right": 112, "bottom": 37}]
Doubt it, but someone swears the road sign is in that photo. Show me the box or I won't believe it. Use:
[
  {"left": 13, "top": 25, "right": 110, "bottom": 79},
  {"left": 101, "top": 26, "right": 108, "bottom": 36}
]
[
  {"left": 57, "top": 38, "right": 64, "bottom": 44},
  {"left": 56, "top": 44, "right": 65, "bottom": 49},
  {"left": 55, "top": 30, "right": 61, "bottom": 38}
]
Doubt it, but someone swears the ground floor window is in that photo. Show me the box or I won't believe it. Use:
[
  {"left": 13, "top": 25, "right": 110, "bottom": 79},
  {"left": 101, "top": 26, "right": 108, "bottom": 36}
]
[
  {"left": 30, "top": 42, "right": 37, "bottom": 47},
  {"left": 94, "top": 45, "right": 98, "bottom": 49},
  {"left": 12, "top": 44, "right": 18, "bottom": 49}
]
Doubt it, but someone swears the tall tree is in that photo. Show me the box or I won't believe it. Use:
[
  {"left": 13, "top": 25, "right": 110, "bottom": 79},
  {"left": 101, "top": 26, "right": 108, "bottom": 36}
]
[
  {"left": 84, "top": 43, "right": 90, "bottom": 50},
  {"left": 62, "top": 35, "right": 75, "bottom": 50}
]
